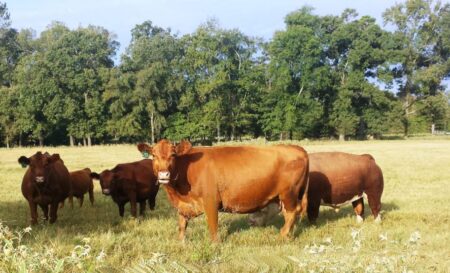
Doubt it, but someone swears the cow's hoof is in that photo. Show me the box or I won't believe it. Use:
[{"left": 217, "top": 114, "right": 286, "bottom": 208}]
[
  {"left": 356, "top": 215, "right": 364, "bottom": 224},
  {"left": 374, "top": 215, "right": 382, "bottom": 224}
]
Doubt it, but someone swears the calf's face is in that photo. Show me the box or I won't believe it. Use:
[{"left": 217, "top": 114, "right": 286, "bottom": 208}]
[
  {"left": 137, "top": 139, "right": 191, "bottom": 184},
  {"left": 91, "top": 170, "right": 113, "bottom": 195},
  {"left": 18, "top": 152, "right": 60, "bottom": 184}
]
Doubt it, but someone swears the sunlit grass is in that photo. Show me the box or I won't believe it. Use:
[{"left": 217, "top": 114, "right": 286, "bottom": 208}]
[{"left": 0, "top": 139, "right": 449, "bottom": 272}]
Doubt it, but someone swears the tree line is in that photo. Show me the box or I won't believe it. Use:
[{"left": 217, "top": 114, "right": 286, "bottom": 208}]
[{"left": 0, "top": 0, "right": 449, "bottom": 147}]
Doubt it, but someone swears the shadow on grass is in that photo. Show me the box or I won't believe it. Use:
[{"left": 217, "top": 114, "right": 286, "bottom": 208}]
[
  {"left": 224, "top": 201, "right": 400, "bottom": 238},
  {"left": 0, "top": 190, "right": 174, "bottom": 234}
]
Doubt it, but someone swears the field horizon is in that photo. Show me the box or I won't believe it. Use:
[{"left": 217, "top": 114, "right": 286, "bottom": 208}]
[{"left": 1, "top": 139, "right": 449, "bottom": 272}]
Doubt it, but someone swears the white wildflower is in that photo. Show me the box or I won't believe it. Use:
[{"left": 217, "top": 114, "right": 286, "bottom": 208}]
[
  {"left": 379, "top": 233, "right": 388, "bottom": 241},
  {"left": 351, "top": 228, "right": 362, "bottom": 240},
  {"left": 409, "top": 231, "right": 421, "bottom": 244},
  {"left": 23, "top": 226, "right": 32, "bottom": 233},
  {"left": 323, "top": 237, "right": 333, "bottom": 244},
  {"left": 96, "top": 249, "right": 106, "bottom": 261}
]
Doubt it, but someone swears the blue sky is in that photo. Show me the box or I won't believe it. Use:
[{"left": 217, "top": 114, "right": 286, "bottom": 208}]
[{"left": 8, "top": 0, "right": 404, "bottom": 58}]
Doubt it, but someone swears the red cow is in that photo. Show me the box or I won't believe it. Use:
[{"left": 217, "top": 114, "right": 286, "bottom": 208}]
[
  {"left": 69, "top": 168, "right": 95, "bottom": 207},
  {"left": 90, "top": 159, "right": 159, "bottom": 217},
  {"left": 249, "top": 152, "right": 384, "bottom": 225},
  {"left": 19, "top": 152, "right": 71, "bottom": 225},
  {"left": 137, "top": 139, "right": 309, "bottom": 242}
]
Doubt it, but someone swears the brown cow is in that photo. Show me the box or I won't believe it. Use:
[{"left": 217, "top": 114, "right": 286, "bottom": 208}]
[
  {"left": 137, "top": 139, "right": 309, "bottom": 242},
  {"left": 18, "top": 152, "right": 71, "bottom": 225},
  {"left": 68, "top": 168, "right": 95, "bottom": 207},
  {"left": 249, "top": 152, "right": 384, "bottom": 225},
  {"left": 90, "top": 159, "right": 159, "bottom": 217}
]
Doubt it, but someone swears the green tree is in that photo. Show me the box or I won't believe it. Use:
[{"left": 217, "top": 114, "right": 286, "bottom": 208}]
[{"left": 383, "top": 0, "right": 450, "bottom": 135}]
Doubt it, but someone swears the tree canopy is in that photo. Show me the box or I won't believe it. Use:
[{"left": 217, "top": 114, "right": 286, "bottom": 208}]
[{"left": 0, "top": 0, "right": 449, "bottom": 147}]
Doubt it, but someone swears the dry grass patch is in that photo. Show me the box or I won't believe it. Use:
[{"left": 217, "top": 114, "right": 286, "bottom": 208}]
[{"left": 0, "top": 140, "right": 449, "bottom": 272}]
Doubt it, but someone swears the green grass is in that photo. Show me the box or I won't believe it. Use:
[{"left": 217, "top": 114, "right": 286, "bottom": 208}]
[{"left": 0, "top": 140, "right": 449, "bottom": 272}]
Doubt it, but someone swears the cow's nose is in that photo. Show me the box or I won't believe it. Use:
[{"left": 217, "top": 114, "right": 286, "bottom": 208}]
[
  {"left": 35, "top": 176, "right": 44, "bottom": 183},
  {"left": 157, "top": 171, "right": 171, "bottom": 184},
  {"left": 102, "top": 189, "right": 110, "bottom": 195},
  {"left": 158, "top": 171, "right": 170, "bottom": 179}
]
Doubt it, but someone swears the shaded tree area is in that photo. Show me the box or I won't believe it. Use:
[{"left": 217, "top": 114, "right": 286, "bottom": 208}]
[{"left": 0, "top": 0, "right": 449, "bottom": 147}]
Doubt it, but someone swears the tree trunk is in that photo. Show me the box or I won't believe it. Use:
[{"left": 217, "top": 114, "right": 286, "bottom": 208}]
[
  {"left": 70, "top": 135, "right": 74, "bottom": 147},
  {"left": 6, "top": 135, "right": 9, "bottom": 149},
  {"left": 87, "top": 135, "right": 92, "bottom": 146},
  {"left": 231, "top": 125, "right": 235, "bottom": 141},
  {"left": 339, "top": 134, "right": 345, "bottom": 141},
  {"left": 38, "top": 135, "right": 44, "bottom": 147},
  {"left": 431, "top": 123, "right": 435, "bottom": 135},
  {"left": 279, "top": 132, "right": 283, "bottom": 141},
  {"left": 150, "top": 111, "right": 155, "bottom": 144},
  {"left": 83, "top": 138, "right": 87, "bottom": 146},
  {"left": 19, "top": 133, "right": 22, "bottom": 147},
  {"left": 217, "top": 122, "right": 220, "bottom": 143}
]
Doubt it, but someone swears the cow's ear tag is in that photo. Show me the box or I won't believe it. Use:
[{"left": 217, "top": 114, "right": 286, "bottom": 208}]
[
  {"left": 20, "top": 163, "right": 27, "bottom": 168},
  {"left": 142, "top": 151, "right": 149, "bottom": 159}
]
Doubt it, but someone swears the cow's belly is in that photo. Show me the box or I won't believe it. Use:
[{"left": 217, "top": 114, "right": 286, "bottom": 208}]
[
  {"left": 217, "top": 177, "right": 280, "bottom": 213},
  {"left": 321, "top": 193, "right": 365, "bottom": 208}
]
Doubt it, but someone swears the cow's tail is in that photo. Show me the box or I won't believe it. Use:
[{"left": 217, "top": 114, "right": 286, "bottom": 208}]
[{"left": 297, "top": 157, "right": 309, "bottom": 219}]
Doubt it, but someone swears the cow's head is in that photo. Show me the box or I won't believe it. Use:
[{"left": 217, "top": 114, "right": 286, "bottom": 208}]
[
  {"left": 137, "top": 139, "right": 192, "bottom": 184},
  {"left": 90, "top": 170, "right": 113, "bottom": 195},
  {"left": 18, "top": 152, "right": 61, "bottom": 184}
]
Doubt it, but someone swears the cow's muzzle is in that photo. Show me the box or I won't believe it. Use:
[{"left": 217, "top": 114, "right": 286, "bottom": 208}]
[
  {"left": 157, "top": 171, "right": 170, "bottom": 184},
  {"left": 35, "top": 176, "right": 44, "bottom": 183}
]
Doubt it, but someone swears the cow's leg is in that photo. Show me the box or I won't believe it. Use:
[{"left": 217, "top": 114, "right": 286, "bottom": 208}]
[
  {"left": 39, "top": 204, "right": 49, "bottom": 221},
  {"left": 367, "top": 192, "right": 382, "bottom": 223},
  {"left": 352, "top": 198, "right": 364, "bottom": 223},
  {"left": 49, "top": 201, "right": 59, "bottom": 224},
  {"left": 279, "top": 192, "right": 299, "bottom": 238},
  {"left": 129, "top": 193, "right": 137, "bottom": 218},
  {"left": 204, "top": 198, "right": 219, "bottom": 242},
  {"left": 28, "top": 201, "right": 38, "bottom": 225},
  {"left": 307, "top": 197, "right": 321, "bottom": 224},
  {"left": 139, "top": 201, "right": 146, "bottom": 216},
  {"left": 78, "top": 196, "right": 84, "bottom": 207},
  {"left": 178, "top": 214, "right": 189, "bottom": 241},
  {"left": 148, "top": 191, "right": 157, "bottom": 210},
  {"left": 59, "top": 201, "right": 64, "bottom": 209},
  {"left": 88, "top": 185, "right": 94, "bottom": 205},
  {"left": 118, "top": 202, "right": 125, "bottom": 217}
]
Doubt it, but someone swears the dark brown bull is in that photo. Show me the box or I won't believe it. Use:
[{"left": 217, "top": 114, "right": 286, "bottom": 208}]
[
  {"left": 19, "top": 152, "right": 71, "bottom": 225},
  {"left": 137, "top": 139, "right": 309, "bottom": 242},
  {"left": 90, "top": 159, "right": 159, "bottom": 217},
  {"left": 249, "top": 152, "right": 384, "bottom": 225},
  {"left": 69, "top": 168, "right": 95, "bottom": 207}
]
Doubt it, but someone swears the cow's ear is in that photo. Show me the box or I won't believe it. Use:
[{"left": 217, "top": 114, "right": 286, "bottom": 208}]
[
  {"left": 137, "top": 143, "right": 152, "bottom": 158},
  {"left": 90, "top": 172, "right": 100, "bottom": 180},
  {"left": 176, "top": 140, "right": 192, "bottom": 156},
  {"left": 48, "top": 154, "right": 61, "bottom": 163},
  {"left": 18, "top": 156, "right": 30, "bottom": 168}
]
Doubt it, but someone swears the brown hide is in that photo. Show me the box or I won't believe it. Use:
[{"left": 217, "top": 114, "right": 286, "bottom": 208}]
[
  {"left": 19, "top": 152, "right": 71, "bottom": 225},
  {"left": 91, "top": 159, "right": 159, "bottom": 217},
  {"left": 69, "top": 168, "right": 94, "bottom": 207},
  {"left": 138, "top": 140, "right": 309, "bottom": 241},
  {"left": 249, "top": 152, "right": 384, "bottom": 225},
  {"left": 307, "top": 152, "right": 384, "bottom": 222}
]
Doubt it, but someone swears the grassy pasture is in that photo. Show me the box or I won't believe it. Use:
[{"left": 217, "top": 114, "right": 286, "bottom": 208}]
[{"left": 0, "top": 139, "right": 449, "bottom": 272}]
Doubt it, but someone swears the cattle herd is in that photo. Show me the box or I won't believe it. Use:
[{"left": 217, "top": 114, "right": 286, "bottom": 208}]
[{"left": 18, "top": 139, "right": 384, "bottom": 242}]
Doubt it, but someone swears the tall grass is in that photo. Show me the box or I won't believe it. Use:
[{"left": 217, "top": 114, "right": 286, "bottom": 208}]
[{"left": 0, "top": 140, "right": 449, "bottom": 272}]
